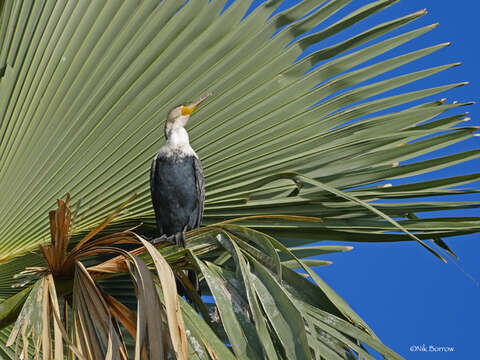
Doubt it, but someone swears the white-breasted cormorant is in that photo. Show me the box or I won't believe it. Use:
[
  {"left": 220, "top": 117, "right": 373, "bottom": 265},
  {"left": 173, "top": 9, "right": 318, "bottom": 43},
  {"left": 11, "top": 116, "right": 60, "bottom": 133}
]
[{"left": 150, "top": 93, "right": 211, "bottom": 296}]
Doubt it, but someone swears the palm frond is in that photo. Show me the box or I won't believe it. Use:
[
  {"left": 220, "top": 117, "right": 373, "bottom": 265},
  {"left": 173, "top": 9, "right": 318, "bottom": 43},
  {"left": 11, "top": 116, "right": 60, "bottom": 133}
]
[
  {"left": 0, "top": 0, "right": 476, "bottom": 261},
  {"left": 0, "top": 0, "right": 478, "bottom": 359}
]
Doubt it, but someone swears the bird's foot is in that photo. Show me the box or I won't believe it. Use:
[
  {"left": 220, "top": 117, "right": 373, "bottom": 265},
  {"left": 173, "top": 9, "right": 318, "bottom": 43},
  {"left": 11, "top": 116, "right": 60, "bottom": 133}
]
[
  {"left": 150, "top": 234, "right": 176, "bottom": 245},
  {"left": 179, "top": 230, "right": 187, "bottom": 248}
]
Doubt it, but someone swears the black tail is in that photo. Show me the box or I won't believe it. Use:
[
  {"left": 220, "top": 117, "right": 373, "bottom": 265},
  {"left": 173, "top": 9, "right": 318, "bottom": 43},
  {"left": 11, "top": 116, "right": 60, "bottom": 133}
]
[
  {"left": 150, "top": 232, "right": 201, "bottom": 306},
  {"left": 176, "top": 231, "right": 201, "bottom": 304}
]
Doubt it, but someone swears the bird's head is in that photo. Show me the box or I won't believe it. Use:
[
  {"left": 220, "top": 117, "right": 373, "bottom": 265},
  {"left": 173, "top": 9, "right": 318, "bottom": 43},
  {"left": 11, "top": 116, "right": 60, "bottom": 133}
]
[{"left": 164, "top": 93, "right": 212, "bottom": 139}]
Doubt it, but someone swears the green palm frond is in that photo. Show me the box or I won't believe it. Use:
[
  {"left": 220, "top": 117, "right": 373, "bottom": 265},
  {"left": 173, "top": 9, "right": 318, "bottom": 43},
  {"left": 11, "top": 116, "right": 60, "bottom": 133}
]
[
  {"left": 0, "top": 0, "right": 478, "bottom": 359},
  {"left": 0, "top": 0, "right": 477, "bottom": 261}
]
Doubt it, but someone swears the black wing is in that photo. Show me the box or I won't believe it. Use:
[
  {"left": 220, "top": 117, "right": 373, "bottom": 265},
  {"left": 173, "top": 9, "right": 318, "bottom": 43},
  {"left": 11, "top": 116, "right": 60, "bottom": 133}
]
[
  {"left": 150, "top": 154, "right": 163, "bottom": 235},
  {"left": 151, "top": 154, "right": 204, "bottom": 298},
  {"left": 188, "top": 156, "right": 204, "bottom": 297},
  {"left": 150, "top": 153, "right": 204, "bottom": 235},
  {"left": 191, "top": 156, "right": 205, "bottom": 229}
]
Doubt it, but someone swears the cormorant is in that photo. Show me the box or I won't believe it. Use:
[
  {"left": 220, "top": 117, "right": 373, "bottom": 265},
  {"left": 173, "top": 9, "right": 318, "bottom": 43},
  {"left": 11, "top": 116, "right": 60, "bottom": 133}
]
[{"left": 150, "top": 93, "right": 211, "bottom": 296}]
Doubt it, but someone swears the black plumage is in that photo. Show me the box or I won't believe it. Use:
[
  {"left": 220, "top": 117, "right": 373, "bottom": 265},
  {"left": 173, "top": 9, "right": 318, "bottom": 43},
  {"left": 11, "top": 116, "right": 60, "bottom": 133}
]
[
  {"left": 150, "top": 152, "right": 205, "bottom": 295},
  {"left": 150, "top": 151, "right": 204, "bottom": 298},
  {"left": 150, "top": 152, "right": 205, "bottom": 238}
]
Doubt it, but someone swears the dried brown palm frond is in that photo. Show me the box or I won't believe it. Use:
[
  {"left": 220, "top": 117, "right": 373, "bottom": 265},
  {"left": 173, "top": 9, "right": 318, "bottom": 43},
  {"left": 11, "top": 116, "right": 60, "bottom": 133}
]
[{"left": 3, "top": 194, "right": 189, "bottom": 360}]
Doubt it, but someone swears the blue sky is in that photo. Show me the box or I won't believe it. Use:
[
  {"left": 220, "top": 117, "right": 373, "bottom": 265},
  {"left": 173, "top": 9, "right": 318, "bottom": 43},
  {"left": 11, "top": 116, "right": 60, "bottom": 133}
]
[{"left": 233, "top": 0, "right": 479, "bottom": 358}]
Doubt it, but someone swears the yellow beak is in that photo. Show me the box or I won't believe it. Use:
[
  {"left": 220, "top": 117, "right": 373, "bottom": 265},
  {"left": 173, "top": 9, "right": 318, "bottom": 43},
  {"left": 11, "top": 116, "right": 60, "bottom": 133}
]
[{"left": 181, "top": 92, "right": 212, "bottom": 116}]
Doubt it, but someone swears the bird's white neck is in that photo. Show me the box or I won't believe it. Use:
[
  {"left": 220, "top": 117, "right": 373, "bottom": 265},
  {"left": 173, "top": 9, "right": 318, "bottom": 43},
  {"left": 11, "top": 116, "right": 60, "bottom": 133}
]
[{"left": 160, "top": 127, "right": 197, "bottom": 158}]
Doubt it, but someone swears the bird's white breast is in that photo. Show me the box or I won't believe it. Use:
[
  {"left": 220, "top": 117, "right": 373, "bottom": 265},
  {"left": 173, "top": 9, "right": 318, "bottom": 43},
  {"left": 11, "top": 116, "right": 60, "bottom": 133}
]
[{"left": 158, "top": 127, "right": 197, "bottom": 158}]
